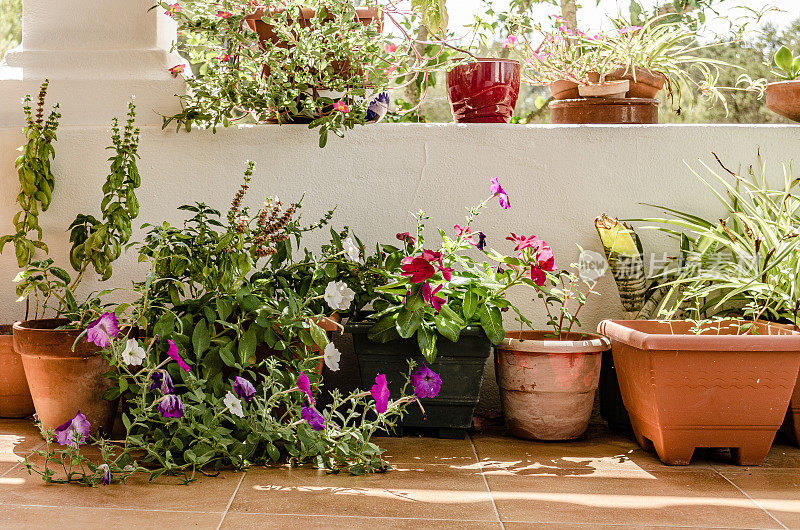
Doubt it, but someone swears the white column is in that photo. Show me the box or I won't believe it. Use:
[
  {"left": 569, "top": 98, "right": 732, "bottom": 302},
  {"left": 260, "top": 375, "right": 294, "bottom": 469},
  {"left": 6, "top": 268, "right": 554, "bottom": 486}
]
[{"left": 0, "top": 0, "right": 185, "bottom": 127}]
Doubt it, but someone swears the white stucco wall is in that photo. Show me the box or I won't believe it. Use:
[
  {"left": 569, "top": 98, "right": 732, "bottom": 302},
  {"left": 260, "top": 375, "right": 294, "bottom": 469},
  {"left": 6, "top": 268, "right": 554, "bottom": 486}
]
[{"left": 1, "top": 122, "right": 799, "bottom": 409}]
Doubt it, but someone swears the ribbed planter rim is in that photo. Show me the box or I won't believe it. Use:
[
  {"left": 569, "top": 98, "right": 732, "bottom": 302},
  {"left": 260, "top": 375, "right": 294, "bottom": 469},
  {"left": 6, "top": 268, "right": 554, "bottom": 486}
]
[{"left": 499, "top": 330, "right": 609, "bottom": 353}]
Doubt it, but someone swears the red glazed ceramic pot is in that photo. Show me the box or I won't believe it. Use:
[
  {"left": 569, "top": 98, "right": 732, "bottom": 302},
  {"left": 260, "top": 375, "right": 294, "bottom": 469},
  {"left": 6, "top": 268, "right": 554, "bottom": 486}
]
[{"left": 446, "top": 59, "right": 521, "bottom": 123}]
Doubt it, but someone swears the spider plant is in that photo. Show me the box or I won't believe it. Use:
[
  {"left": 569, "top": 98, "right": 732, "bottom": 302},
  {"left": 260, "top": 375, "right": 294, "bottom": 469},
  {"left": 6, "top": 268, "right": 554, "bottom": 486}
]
[{"left": 635, "top": 152, "right": 800, "bottom": 326}]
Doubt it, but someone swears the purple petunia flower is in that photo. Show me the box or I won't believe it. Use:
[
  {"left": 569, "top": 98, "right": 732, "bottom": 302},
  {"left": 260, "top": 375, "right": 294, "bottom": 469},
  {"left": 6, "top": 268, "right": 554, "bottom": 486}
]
[
  {"left": 490, "top": 178, "right": 511, "bottom": 209},
  {"left": 167, "top": 339, "right": 191, "bottom": 372},
  {"left": 370, "top": 374, "right": 390, "bottom": 414},
  {"left": 150, "top": 371, "right": 174, "bottom": 394},
  {"left": 86, "top": 312, "right": 120, "bottom": 348},
  {"left": 301, "top": 405, "right": 326, "bottom": 431},
  {"left": 410, "top": 363, "right": 442, "bottom": 399},
  {"left": 98, "top": 463, "right": 111, "bottom": 486},
  {"left": 158, "top": 394, "right": 184, "bottom": 419},
  {"left": 296, "top": 371, "right": 314, "bottom": 404},
  {"left": 55, "top": 410, "right": 91, "bottom": 448},
  {"left": 233, "top": 376, "right": 256, "bottom": 402},
  {"left": 476, "top": 231, "right": 487, "bottom": 251},
  {"left": 366, "top": 91, "right": 390, "bottom": 123}
]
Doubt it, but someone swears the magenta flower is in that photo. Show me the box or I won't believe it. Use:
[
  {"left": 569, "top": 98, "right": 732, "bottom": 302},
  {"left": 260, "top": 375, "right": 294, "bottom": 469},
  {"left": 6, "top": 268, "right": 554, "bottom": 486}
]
[
  {"left": 502, "top": 35, "right": 518, "bottom": 48},
  {"left": 619, "top": 25, "right": 643, "bottom": 34},
  {"left": 169, "top": 64, "right": 184, "bottom": 77},
  {"left": 233, "top": 376, "right": 256, "bottom": 402},
  {"left": 158, "top": 394, "right": 184, "bottom": 419},
  {"left": 150, "top": 371, "right": 174, "bottom": 394},
  {"left": 98, "top": 463, "right": 111, "bottom": 486},
  {"left": 167, "top": 339, "right": 191, "bottom": 372},
  {"left": 86, "top": 312, "right": 120, "bottom": 348},
  {"left": 217, "top": 10, "right": 233, "bottom": 18},
  {"left": 455, "top": 224, "right": 476, "bottom": 245},
  {"left": 396, "top": 232, "right": 416, "bottom": 245},
  {"left": 411, "top": 363, "right": 442, "bottom": 399},
  {"left": 490, "top": 178, "right": 511, "bottom": 209},
  {"left": 165, "top": 2, "right": 181, "bottom": 16},
  {"left": 438, "top": 266, "right": 453, "bottom": 281},
  {"left": 297, "top": 371, "right": 314, "bottom": 404},
  {"left": 55, "top": 411, "right": 91, "bottom": 448},
  {"left": 370, "top": 374, "right": 390, "bottom": 414},
  {"left": 301, "top": 406, "right": 326, "bottom": 431},
  {"left": 215, "top": 54, "right": 232, "bottom": 62},
  {"left": 536, "top": 241, "right": 557, "bottom": 272},
  {"left": 384, "top": 42, "right": 398, "bottom": 54},
  {"left": 506, "top": 233, "right": 539, "bottom": 253},
  {"left": 530, "top": 266, "right": 547, "bottom": 287},
  {"left": 401, "top": 256, "right": 436, "bottom": 283},
  {"left": 421, "top": 249, "right": 443, "bottom": 264},
  {"left": 333, "top": 100, "right": 350, "bottom": 113},
  {"left": 476, "top": 232, "right": 487, "bottom": 251},
  {"left": 422, "top": 282, "right": 446, "bottom": 313}
]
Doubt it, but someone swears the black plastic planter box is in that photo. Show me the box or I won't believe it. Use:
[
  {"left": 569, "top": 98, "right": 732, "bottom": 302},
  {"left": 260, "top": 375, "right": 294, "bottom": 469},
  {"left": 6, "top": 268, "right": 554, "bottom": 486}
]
[
  {"left": 347, "top": 321, "right": 491, "bottom": 439},
  {"left": 599, "top": 348, "right": 632, "bottom": 432}
]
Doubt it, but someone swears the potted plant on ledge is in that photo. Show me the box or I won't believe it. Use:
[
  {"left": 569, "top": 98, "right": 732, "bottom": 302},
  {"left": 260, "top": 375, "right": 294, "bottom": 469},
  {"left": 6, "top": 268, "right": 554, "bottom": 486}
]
[{"left": 765, "top": 45, "right": 800, "bottom": 122}]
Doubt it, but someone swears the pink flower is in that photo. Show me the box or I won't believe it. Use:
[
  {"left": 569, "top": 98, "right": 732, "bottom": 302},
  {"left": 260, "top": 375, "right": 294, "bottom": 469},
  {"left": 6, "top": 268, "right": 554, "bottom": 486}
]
[
  {"left": 455, "top": 225, "right": 476, "bottom": 245},
  {"left": 536, "top": 241, "right": 557, "bottom": 272},
  {"left": 165, "top": 3, "right": 181, "bottom": 16},
  {"left": 438, "top": 266, "right": 453, "bottom": 281},
  {"left": 490, "top": 178, "right": 510, "bottom": 209},
  {"left": 86, "top": 312, "right": 120, "bottom": 349},
  {"left": 215, "top": 54, "right": 232, "bottom": 62},
  {"left": 169, "top": 64, "right": 185, "bottom": 77},
  {"left": 396, "top": 232, "right": 416, "bottom": 245},
  {"left": 384, "top": 66, "right": 397, "bottom": 76},
  {"left": 401, "top": 256, "right": 436, "bottom": 284},
  {"left": 421, "top": 249, "right": 443, "bottom": 264},
  {"left": 370, "top": 374, "right": 390, "bottom": 414},
  {"left": 620, "top": 26, "right": 643, "bottom": 34},
  {"left": 384, "top": 43, "right": 398, "bottom": 54},
  {"left": 333, "top": 100, "right": 350, "bottom": 113},
  {"left": 530, "top": 266, "right": 547, "bottom": 286},
  {"left": 217, "top": 11, "right": 233, "bottom": 18},
  {"left": 422, "top": 282, "right": 446, "bottom": 313},
  {"left": 502, "top": 35, "right": 518, "bottom": 48},
  {"left": 297, "top": 371, "right": 314, "bottom": 404},
  {"left": 167, "top": 339, "right": 191, "bottom": 372},
  {"left": 506, "top": 233, "right": 539, "bottom": 253}
]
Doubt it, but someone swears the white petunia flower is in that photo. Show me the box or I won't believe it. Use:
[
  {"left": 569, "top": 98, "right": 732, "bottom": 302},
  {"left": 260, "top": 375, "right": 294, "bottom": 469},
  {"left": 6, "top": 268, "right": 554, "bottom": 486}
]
[
  {"left": 223, "top": 391, "right": 244, "bottom": 418},
  {"left": 342, "top": 237, "right": 361, "bottom": 262},
  {"left": 324, "top": 281, "right": 355, "bottom": 311},
  {"left": 323, "top": 342, "right": 341, "bottom": 372},
  {"left": 121, "top": 338, "right": 146, "bottom": 366}
]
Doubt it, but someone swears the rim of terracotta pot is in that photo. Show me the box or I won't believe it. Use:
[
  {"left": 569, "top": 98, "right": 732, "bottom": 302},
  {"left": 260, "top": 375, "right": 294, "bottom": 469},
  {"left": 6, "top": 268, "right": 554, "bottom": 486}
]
[
  {"left": 599, "top": 319, "right": 800, "bottom": 351},
  {"left": 13, "top": 318, "right": 74, "bottom": 332},
  {"left": 499, "top": 330, "right": 610, "bottom": 353},
  {"left": 766, "top": 80, "right": 800, "bottom": 89},
  {"left": 246, "top": 6, "right": 381, "bottom": 19},
  {"left": 451, "top": 57, "right": 521, "bottom": 66}
]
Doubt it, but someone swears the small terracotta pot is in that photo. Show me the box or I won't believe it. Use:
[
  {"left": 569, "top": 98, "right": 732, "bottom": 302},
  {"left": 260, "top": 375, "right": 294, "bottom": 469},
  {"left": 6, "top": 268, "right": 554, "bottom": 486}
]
[
  {"left": 13, "top": 319, "right": 117, "bottom": 436},
  {"left": 766, "top": 81, "right": 800, "bottom": 122},
  {"left": 599, "top": 319, "right": 800, "bottom": 466},
  {"left": 446, "top": 58, "right": 521, "bottom": 123},
  {"left": 0, "top": 324, "right": 34, "bottom": 418},
  {"left": 549, "top": 97, "right": 658, "bottom": 124},
  {"left": 607, "top": 67, "right": 666, "bottom": 99},
  {"left": 550, "top": 80, "right": 580, "bottom": 100},
  {"left": 495, "top": 331, "right": 609, "bottom": 441},
  {"left": 578, "top": 80, "right": 630, "bottom": 99}
]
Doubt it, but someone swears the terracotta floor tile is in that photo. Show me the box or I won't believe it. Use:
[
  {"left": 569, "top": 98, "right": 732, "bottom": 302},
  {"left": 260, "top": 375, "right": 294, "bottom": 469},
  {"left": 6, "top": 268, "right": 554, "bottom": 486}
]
[
  {"left": 221, "top": 512, "right": 502, "bottom": 529},
  {"left": 0, "top": 505, "right": 222, "bottom": 529},
  {"left": 0, "top": 455, "right": 245, "bottom": 513},
  {"left": 228, "top": 463, "right": 499, "bottom": 522},
  {"left": 712, "top": 442, "right": 800, "bottom": 472},
  {"left": 484, "top": 469, "right": 782, "bottom": 528},
  {"left": 720, "top": 470, "right": 800, "bottom": 528},
  {"left": 0, "top": 418, "right": 44, "bottom": 471},
  {"left": 373, "top": 435, "right": 479, "bottom": 465}
]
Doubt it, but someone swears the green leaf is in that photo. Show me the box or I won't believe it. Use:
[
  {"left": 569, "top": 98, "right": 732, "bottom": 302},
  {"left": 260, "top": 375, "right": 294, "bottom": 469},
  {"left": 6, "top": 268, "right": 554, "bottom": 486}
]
[
  {"left": 417, "top": 325, "right": 438, "bottom": 363},
  {"left": 396, "top": 307, "right": 423, "bottom": 339},
  {"left": 435, "top": 306, "right": 463, "bottom": 343},
  {"left": 192, "top": 319, "right": 211, "bottom": 357},
  {"left": 238, "top": 327, "right": 257, "bottom": 365},
  {"left": 478, "top": 305, "right": 505, "bottom": 345},
  {"left": 775, "top": 46, "right": 793, "bottom": 75},
  {"left": 218, "top": 342, "right": 236, "bottom": 367},
  {"left": 309, "top": 321, "right": 329, "bottom": 349},
  {"left": 463, "top": 290, "right": 478, "bottom": 320},
  {"left": 367, "top": 314, "right": 401, "bottom": 343}
]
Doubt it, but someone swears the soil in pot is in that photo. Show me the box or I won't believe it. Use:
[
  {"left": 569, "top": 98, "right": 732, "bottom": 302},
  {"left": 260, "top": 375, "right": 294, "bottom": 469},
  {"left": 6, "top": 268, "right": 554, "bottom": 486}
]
[
  {"left": 13, "top": 319, "right": 118, "bottom": 436},
  {"left": 607, "top": 67, "right": 666, "bottom": 99},
  {"left": 549, "top": 98, "right": 659, "bottom": 124},
  {"left": 347, "top": 321, "right": 491, "bottom": 439},
  {"left": 446, "top": 58, "right": 521, "bottom": 123},
  {"left": 0, "top": 324, "right": 35, "bottom": 418},
  {"left": 766, "top": 81, "right": 800, "bottom": 122},
  {"left": 495, "top": 331, "right": 608, "bottom": 441},
  {"left": 599, "top": 319, "right": 800, "bottom": 466}
]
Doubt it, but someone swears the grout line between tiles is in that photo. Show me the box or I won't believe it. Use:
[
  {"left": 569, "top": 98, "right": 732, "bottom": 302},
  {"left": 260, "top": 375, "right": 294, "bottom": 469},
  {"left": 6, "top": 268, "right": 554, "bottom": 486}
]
[
  {"left": 216, "top": 470, "right": 247, "bottom": 530},
  {"left": 0, "top": 441, "right": 45, "bottom": 479},
  {"left": 1, "top": 502, "right": 225, "bottom": 514},
  {"left": 468, "top": 433, "right": 504, "bottom": 529},
  {"left": 715, "top": 469, "right": 789, "bottom": 530},
  {"left": 217, "top": 512, "right": 502, "bottom": 523}
]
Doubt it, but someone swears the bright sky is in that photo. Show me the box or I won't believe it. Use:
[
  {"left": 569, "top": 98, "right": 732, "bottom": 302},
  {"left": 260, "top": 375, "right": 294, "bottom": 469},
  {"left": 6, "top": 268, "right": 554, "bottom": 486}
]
[{"left": 446, "top": 0, "right": 799, "bottom": 38}]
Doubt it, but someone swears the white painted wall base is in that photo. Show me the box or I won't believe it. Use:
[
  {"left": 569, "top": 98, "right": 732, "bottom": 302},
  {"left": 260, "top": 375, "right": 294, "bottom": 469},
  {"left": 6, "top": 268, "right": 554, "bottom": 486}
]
[{"left": 1, "top": 123, "right": 798, "bottom": 409}]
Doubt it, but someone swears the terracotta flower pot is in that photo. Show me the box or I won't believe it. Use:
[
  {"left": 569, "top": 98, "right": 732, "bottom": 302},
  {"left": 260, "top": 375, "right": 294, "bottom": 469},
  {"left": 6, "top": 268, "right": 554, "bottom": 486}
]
[
  {"left": 495, "top": 331, "right": 609, "bottom": 441},
  {"left": 599, "top": 319, "right": 800, "bottom": 466},
  {"left": 549, "top": 80, "right": 580, "bottom": 100},
  {"left": 446, "top": 58, "right": 521, "bottom": 123},
  {"left": 766, "top": 81, "right": 800, "bottom": 122},
  {"left": 0, "top": 324, "right": 34, "bottom": 418},
  {"left": 578, "top": 80, "right": 630, "bottom": 99},
  {"left": 13, "top": 319, "right": 117, "bottom": 436},
  {"left": 607, "top": 67, "right": 666, "bottom": 99},
  {"left": 549, "top": 97, "right": 659, "bottom": 124}
]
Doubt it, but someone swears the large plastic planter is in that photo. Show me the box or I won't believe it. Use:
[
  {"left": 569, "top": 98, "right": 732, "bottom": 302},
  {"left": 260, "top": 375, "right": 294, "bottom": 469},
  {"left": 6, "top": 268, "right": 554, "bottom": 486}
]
[
  {"left": 346, "top": 322, "right": 491, "bottom": 439},
  {"left": 598, "top": 320, "right": 800, "bottom": 466}
]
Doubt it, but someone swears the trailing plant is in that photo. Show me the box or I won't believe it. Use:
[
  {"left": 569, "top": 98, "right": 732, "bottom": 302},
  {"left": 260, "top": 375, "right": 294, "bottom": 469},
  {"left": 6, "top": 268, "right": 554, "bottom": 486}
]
[
  {"left": 10, "top": 100, "right": 141, "bottom": 324},
  {"left": 0, "top": 80, "right": 60, "bottom": 269}
]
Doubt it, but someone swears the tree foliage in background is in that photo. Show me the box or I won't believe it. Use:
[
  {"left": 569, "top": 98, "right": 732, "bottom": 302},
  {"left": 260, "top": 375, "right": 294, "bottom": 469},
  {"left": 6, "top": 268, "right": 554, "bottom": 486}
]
[{"left": 0, "top": 0, "right": 21, "bottom": 60}]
